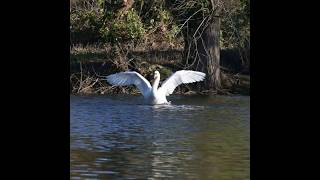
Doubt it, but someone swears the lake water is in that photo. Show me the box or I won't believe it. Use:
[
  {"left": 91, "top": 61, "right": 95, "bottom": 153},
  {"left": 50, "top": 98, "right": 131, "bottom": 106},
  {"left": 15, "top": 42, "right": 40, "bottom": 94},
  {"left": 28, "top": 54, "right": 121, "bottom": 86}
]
[{"left": 70, "top": 95, "right": 250, "bottom": 179}]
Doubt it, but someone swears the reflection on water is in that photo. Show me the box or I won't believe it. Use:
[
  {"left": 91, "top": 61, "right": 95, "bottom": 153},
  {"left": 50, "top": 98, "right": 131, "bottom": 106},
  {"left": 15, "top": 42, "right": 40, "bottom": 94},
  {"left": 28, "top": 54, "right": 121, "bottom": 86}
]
[{"left": 70, "top": 95, "right": 250, "bottom": 179}]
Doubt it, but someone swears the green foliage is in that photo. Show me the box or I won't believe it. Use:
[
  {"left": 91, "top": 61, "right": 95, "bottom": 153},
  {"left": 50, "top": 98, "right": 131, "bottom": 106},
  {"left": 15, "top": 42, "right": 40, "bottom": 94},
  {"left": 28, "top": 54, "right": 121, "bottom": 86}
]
[
  {"left": 158, "top": 9, "right": 170, "bottom": 24},
  {"left": 70, "top": 10, "right": 104, "bottom": 44},
  {"left": 159, "top": 67, "right": 173, "bottom": 79},
  {"left": 220, "top": 0, "right": 250, "bottom": 49},
  {"left": 126, "top": 9, "right": 146, "bottom": 39},
  {"left": 97, "top": 0, "right": 105, "bottom": 9},
  {"left": 70, "top": 0, "right": 250, "bottom": 62},
  {"left": 99, "top": 8, "right": 145, "bottom": 43},
  {"left": 166, "top": 24, "right": 180, "bottom": 42}
]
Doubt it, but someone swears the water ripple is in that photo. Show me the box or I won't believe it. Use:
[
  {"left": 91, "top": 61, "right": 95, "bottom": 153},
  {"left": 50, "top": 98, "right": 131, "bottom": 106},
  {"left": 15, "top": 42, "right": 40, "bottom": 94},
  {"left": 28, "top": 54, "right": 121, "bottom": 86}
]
[{"left": 70, "top": 95, "right": 250, "bottom": 179}]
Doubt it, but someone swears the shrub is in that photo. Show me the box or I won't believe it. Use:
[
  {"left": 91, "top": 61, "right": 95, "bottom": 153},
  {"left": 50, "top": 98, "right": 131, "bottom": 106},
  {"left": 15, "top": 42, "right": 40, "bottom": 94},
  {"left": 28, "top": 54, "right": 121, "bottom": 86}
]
[
  {"left": 99, "top": 8, "right": 145, "bottom": 43},
  {"left": 70, "top": 10, "right": 104, "bottom": 44}
]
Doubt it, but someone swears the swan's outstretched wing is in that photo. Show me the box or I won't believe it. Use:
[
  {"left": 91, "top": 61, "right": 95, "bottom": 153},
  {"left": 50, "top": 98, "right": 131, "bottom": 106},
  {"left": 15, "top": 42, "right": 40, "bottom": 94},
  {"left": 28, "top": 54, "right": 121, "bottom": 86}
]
[
  {"left": 104, "top": 71, "right": 152, "bottom": 97},
  {"left": 158, "top": 70, "right": 206, "bottom": 96}
]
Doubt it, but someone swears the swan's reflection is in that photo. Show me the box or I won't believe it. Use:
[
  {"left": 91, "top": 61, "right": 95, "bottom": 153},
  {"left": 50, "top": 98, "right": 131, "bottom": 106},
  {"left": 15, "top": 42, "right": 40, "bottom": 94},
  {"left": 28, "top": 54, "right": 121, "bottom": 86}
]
[
  {"left": 149, "top": 139, "right": 178, "bottom": 179},
  {"left": 150, "top": 104, "right": 205, "bottom": 112},
  {"left": 146, "top": 105, "right": 201, "bottom": 179}
]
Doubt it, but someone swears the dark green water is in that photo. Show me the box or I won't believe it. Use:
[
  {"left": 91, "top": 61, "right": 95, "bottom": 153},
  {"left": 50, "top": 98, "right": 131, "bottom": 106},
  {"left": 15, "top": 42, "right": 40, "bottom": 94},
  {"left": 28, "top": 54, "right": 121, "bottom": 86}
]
[{"left": 70, "top": 95, "right": 250, "bottom": 179}]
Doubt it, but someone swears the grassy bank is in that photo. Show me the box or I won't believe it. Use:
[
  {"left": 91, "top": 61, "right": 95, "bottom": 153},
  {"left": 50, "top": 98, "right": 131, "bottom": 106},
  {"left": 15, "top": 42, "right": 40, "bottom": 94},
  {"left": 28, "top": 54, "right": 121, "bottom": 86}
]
[{"left": 70, "top": 44, "right": 250, "bottom": 96}]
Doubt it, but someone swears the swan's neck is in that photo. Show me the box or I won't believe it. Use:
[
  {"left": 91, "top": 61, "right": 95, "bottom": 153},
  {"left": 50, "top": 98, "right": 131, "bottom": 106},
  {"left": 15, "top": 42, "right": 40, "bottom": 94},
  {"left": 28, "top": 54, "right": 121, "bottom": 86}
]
[{"left": 152, "top": 76, "right": 160, "bottom": 91}]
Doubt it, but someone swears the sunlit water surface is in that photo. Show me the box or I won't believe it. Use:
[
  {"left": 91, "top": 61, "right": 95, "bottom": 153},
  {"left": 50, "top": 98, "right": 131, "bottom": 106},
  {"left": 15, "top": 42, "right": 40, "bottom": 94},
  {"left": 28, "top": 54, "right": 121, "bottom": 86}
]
[{"left": 70, "top": 95, "right": 250, "bottom": 179}]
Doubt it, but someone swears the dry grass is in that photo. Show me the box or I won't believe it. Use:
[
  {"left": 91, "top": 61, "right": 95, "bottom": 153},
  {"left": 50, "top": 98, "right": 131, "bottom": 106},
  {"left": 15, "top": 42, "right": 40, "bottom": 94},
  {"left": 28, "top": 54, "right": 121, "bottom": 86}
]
[{"left": 70, "top": 41, "right": 249, "bottom": 96}]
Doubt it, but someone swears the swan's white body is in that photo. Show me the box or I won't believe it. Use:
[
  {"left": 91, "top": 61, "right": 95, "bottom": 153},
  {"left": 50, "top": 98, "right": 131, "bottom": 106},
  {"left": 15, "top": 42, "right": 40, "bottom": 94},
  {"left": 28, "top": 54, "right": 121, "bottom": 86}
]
[{"left": 104, "top": 70, "right": 206, "bottom": 104}]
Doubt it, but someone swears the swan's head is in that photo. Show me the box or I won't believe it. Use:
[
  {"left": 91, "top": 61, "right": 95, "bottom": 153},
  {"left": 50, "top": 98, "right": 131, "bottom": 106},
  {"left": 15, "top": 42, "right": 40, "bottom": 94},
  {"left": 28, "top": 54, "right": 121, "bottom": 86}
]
[{"left": 154, "top": 71, "right": 160, "bottom": 79}]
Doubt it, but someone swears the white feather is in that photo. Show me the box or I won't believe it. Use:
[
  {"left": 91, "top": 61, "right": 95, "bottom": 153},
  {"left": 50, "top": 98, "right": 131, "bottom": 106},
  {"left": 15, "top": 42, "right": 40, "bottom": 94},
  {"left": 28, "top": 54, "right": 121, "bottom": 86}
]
[
  {"left": 105, "top": 71, "right": 152, "bottom": 97},
  {"left": 158, "top": 70, "right": 206, "bottom": 96},
  {"left": 103, "top": 70, "right": 206, "bottom": 104}
]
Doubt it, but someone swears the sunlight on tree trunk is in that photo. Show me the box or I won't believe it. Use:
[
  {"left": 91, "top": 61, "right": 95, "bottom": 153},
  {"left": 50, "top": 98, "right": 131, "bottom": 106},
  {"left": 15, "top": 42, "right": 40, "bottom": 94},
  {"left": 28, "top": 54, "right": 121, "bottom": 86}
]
[
  {"left": 198, "top": 17, "right": 221, "bottom": 90},
  {"left": 179, "top": 0, "right": 222, "bottom": 91}
]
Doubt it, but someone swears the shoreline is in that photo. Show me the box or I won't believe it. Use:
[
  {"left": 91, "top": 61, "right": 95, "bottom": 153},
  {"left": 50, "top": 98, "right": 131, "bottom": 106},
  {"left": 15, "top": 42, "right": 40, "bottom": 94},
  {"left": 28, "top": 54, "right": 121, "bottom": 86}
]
[
  {"left": 70, "top": 45, "right": 250, "bottom": 96},
  {"left": 70, "top": 68, "right": 250, "bottom": 96}
]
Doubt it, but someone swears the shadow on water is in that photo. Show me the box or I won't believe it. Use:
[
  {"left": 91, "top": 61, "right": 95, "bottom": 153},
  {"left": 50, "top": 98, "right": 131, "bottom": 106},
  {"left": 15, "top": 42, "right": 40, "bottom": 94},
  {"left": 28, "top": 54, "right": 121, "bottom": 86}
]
[{"left": 70, "top": 95, "right": 250, "bottom": 179}]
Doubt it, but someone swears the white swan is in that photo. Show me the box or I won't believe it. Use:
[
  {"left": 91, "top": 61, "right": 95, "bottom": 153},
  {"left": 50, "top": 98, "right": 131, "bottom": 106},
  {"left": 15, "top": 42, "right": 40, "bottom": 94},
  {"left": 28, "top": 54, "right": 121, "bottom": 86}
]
[{"left": 104, "top": 70, "right": 206, "bottom": 104}]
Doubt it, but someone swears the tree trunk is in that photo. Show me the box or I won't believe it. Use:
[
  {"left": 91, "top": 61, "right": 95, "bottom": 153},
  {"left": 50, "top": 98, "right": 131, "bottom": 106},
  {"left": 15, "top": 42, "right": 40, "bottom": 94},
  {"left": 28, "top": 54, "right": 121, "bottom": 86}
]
[
  {"left": 183, "top": 17, "right": 221, "bottom": 90},
  {"left": 198, "top": 17, "right": 221, "bottom": 90}
]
